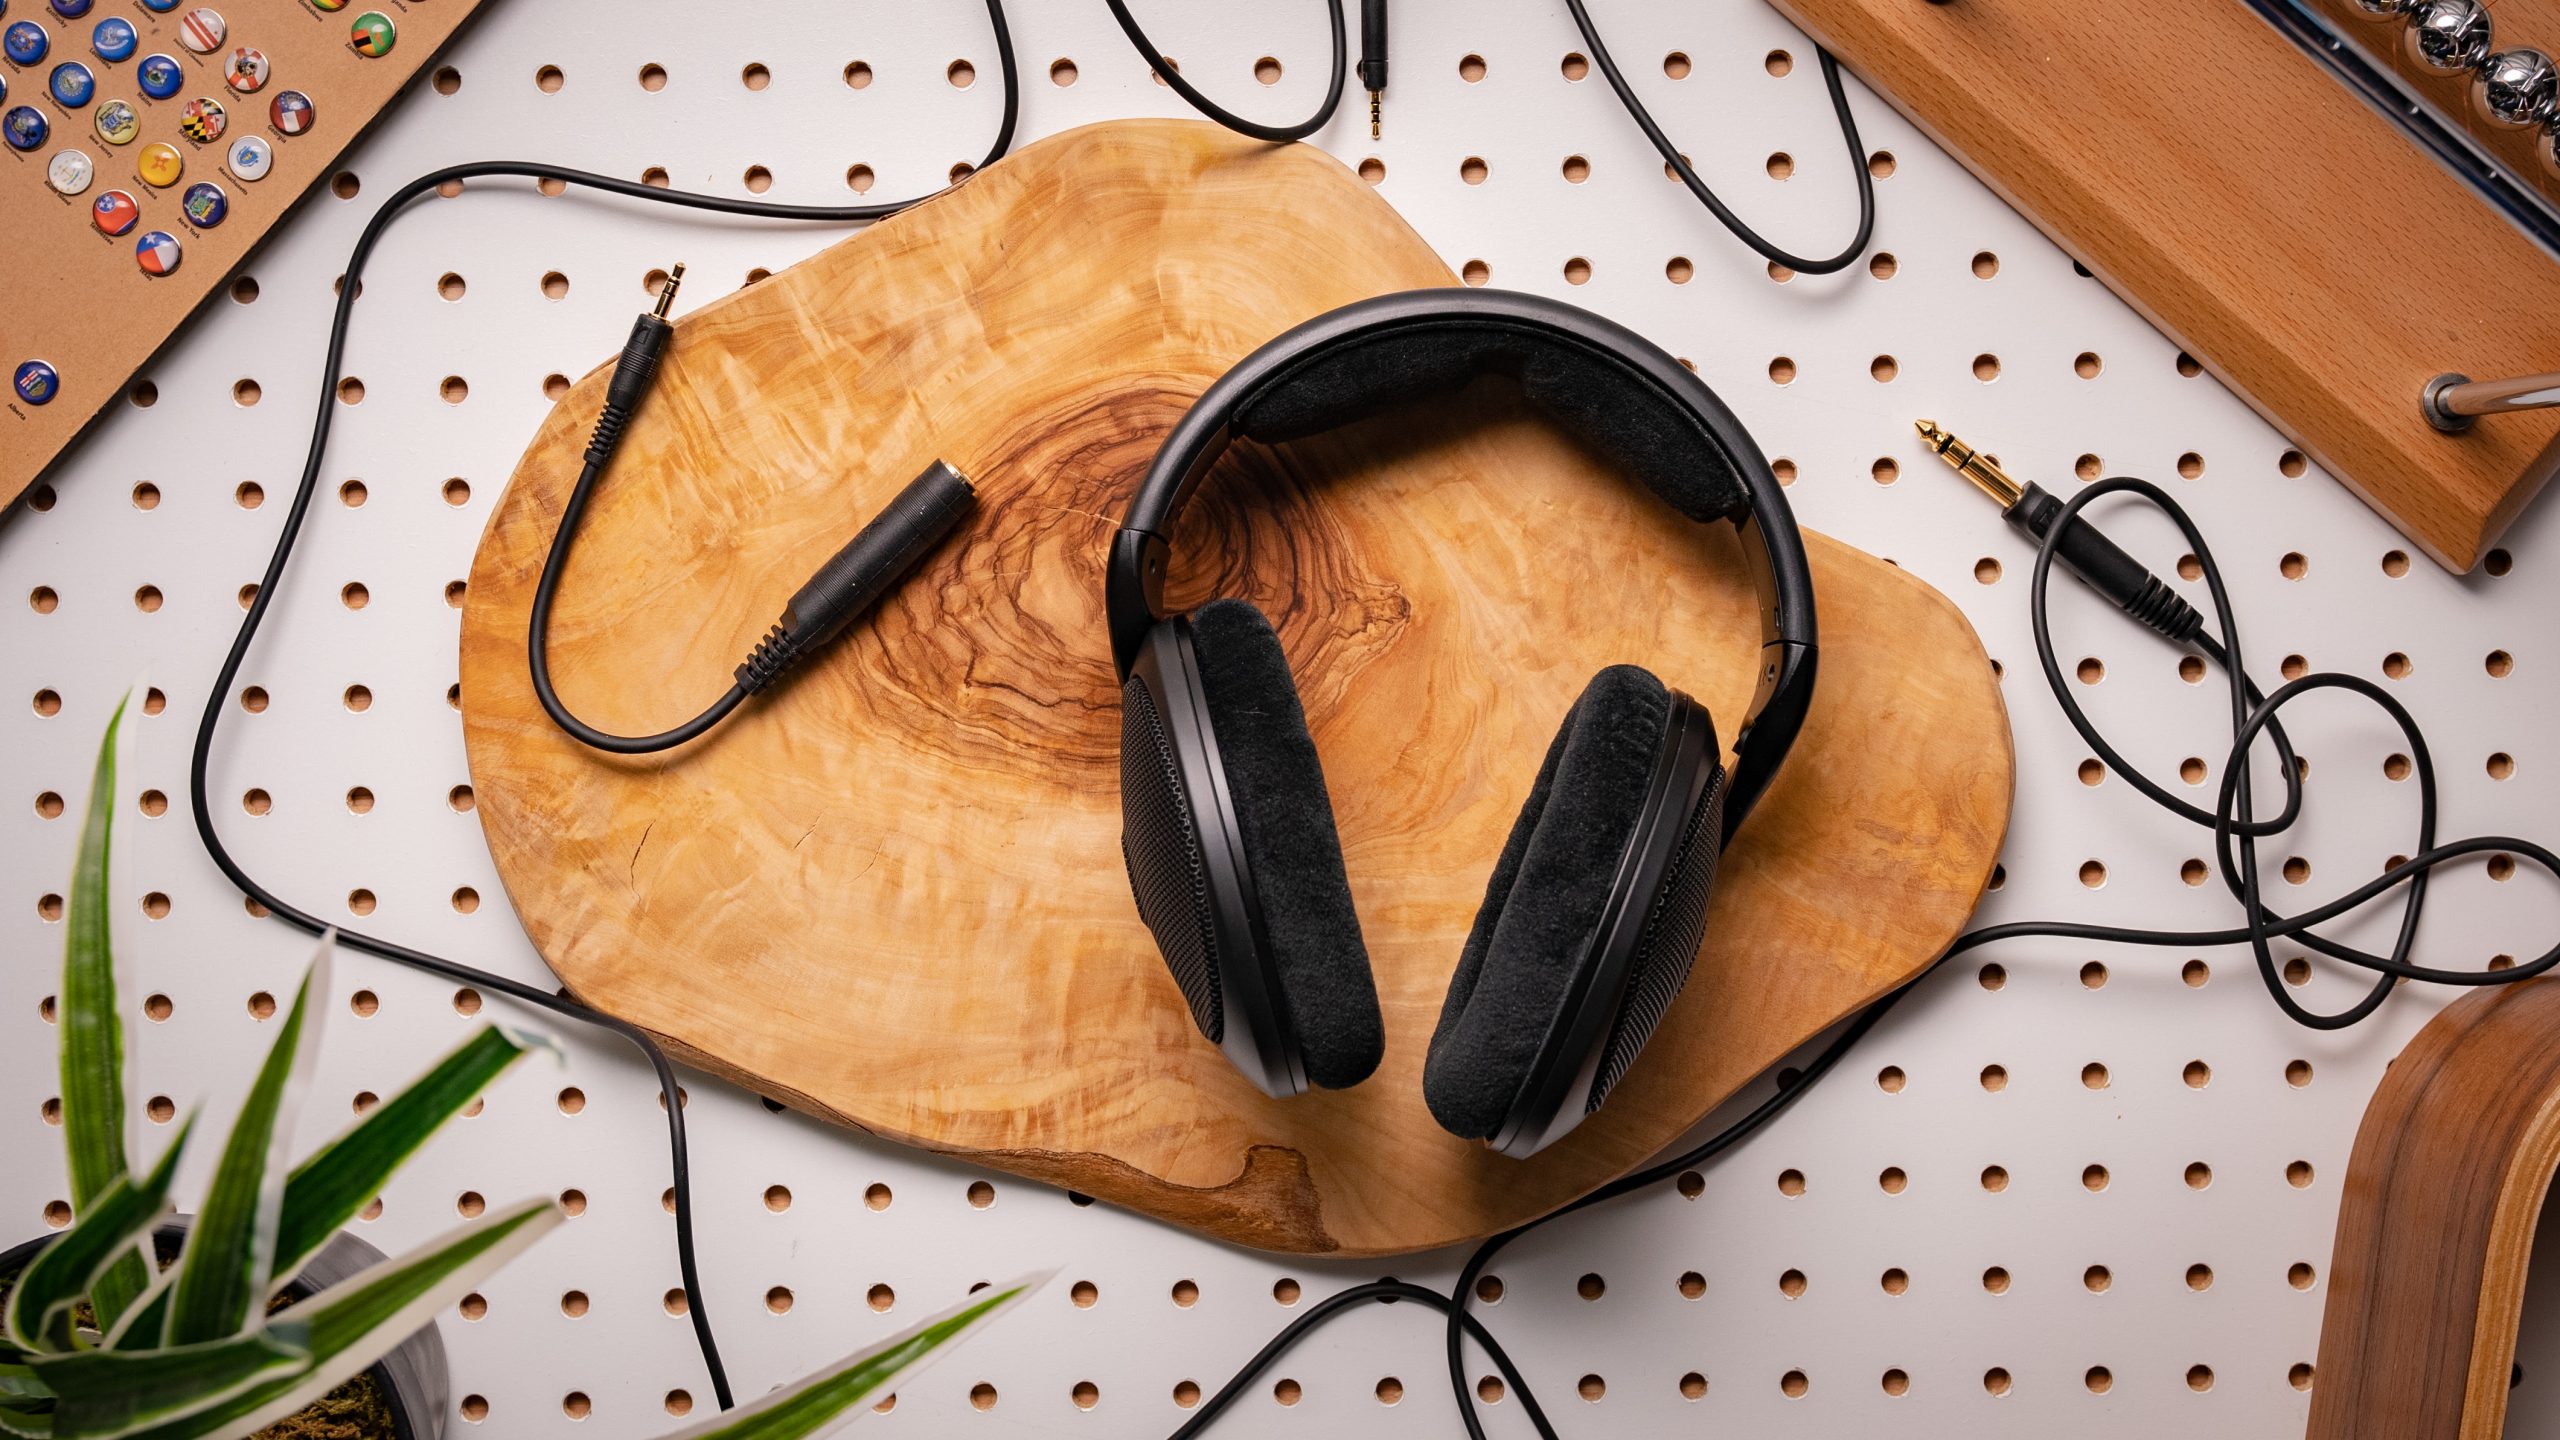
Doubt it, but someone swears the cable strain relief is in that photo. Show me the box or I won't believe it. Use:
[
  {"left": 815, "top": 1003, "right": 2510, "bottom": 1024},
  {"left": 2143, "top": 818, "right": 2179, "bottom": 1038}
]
[
  {"left": 2126, "top": 575, "right": 2202, "bottom": 643},
  {"left": 583, "top": 405, "right": 631, "bottom": 467},
  {"left": 735, "top": 622, "right": 795, "bottom": 695}
]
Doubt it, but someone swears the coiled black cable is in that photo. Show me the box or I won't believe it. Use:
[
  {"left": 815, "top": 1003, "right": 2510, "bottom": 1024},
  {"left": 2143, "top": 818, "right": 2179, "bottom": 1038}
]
[
  {"left": 187, "top": 2, "right": 1020, "bottom": 1411},
  {"left": 1179, "top": 473, "right": 2555, "bottom": 1440},
  {"left": 1566, "top": 0, "right": 1875, "bottom": 276},
  {"left": 1105, "top": 0, "right": 1348, "bottom": 143}
]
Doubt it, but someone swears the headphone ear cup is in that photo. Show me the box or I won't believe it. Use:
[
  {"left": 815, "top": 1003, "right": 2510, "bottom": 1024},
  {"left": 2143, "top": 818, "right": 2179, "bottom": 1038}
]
[
  {"left": 1424, "top": 666, "right": 1723, "bottom": 1150},
  {"left": 1188, "top": 599, "right": 1383, "bottom": 1090}
]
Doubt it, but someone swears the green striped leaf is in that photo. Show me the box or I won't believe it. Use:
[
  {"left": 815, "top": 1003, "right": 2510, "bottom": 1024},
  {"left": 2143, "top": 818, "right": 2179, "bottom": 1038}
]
[
  {"left": 99, "top": 1279, "right": 170, "bottom": 1353},
  {"left": 59, "top": 699, "right": 140, "bottom": 1332},
  {"left": 272, "top": 1023, "right": 548, "bottom": 1287},
  {"left": 161, "top": 940, "right": 329, "bottom": 1346},
  {"left": 24, "top": 1326, "right": 308, "bottom": 1440},
  {"left": 6, "top": 1119, "right": 192, "bottom": 1355},
  {"left": 115, "top": 1199, "right": 560, "bottom": 1440},
  {"left": 662, "top": 1271, "right": 1052, "bottom": 1439}
]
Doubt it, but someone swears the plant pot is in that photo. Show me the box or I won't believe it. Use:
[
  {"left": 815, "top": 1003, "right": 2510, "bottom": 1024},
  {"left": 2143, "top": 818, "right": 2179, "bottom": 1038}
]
[{"left": 0, "top": 1222, "right": 449, "bottom": 1440}]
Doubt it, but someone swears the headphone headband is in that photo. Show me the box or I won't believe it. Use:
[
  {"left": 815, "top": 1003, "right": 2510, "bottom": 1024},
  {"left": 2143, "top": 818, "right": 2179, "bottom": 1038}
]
[{"left": 1106, "top": 288, "right": 1817, "bottom": 830}]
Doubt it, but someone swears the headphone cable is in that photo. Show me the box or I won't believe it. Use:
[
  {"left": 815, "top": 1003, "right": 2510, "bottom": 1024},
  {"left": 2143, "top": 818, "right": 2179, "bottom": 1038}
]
[
  {"left": 185, "top": 1, "right": 1020, "bottom": 1411},
  {"left": 1176, "top": 449, "right": 2555, "bottom": 1440}
]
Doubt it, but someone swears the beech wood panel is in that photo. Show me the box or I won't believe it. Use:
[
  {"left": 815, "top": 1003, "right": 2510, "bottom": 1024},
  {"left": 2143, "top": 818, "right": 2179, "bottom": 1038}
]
[
  {"left": 1767, "top": 0, "right": 2560, "bottom": 572},
  {"left": 2309, "top": 979, "right": 2560, "bottom": 1440},
  {"left": 455, "top": 120, "right": 2011, "bottom": 1256},
  {"left": 2302, "top": 0, "right": 2560, "bottom": 214}
]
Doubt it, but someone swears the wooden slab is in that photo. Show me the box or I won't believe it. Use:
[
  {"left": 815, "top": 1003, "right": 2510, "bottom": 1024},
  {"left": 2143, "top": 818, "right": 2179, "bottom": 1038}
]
[
  {"left": 3, "top": 0, "right": 493, "bottom": 510},
  {"left": 457, "top": 120, "right": 2010, "bottom": 1257},
  {"left": 1767, "top": 0, "right": 2560, "bottom": 572},
  {"left": 2301, "top": 0, "right": 2560, "bottom": 216},
  {"left": 2309, "top": 979, "right": 2560, "bottom": 1440}
]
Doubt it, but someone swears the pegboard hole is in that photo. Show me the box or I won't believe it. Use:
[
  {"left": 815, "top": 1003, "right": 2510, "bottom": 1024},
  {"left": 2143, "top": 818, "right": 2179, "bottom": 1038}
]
[
  {"left": 642, "top": 168, "right": 671, "bottom": 189},
  {"left": 1663, "top": 50, "right": 1692, "bottom": 78},
  {"left": 2184, "top": 1059, "right": 2212, "bottom": 1089},
  {"left": 343, "top": 684, "right": 372, "bottom": 713},
  {"left": 2489, "top": 751, "right": 2516, "bottom": 780},
  {"left": 459, "top": 1396, "right": 487, "bottom": 1422},
  {"left": 2291, "top": 1262, "right": 2318, "bottom": 1290},
  {"left": 1984, "top": 1266, "right": 2011, "bottom": 1295},
  {"left": 1460, "top": 155, "right": 1488, "bottom": 185},
  {"left": 664, "top": 1390, "right": 690, "bottom": 1417},
  {"left": 1881, "top": 1267, "right": 1910, "bottom": 1296},
  {"left": 1870, "top": 355, "right": 1898, "bottom": 382},
  {"left": 2279, "top": 550, "right": 2308, "bottom": 580},
  {"left": 557, "top": 1086, "right": 586, "bottom": 1115},
  {"left": 332, "top": 172, "right": 361, "bottom": 201},
  {"left": 1778, "top": 1369, "right": 1809, "bottom": 1398},
  {"left": 1972, "top": 353, "right": 2000, "bottom": 382},
  {"left": 338, "top": 377, "right": 366, "bottom": 405},
  {"left": 1078, "top": 1380, "right": 1104, "bottom": 1409},
  {"left": 865, "top": 1182, "right": 893, "bottom": 1211},
  {"left": 639, "top": 63, "right": 668, "bottom": 91},
  {"left": 1270, "top": 1379, "right": 1297, "bottom": 1407},
  {"left": 2083, "top": 1164, "right": 2110, "bottom": 1191},
  {"left": 662, "top": 1287, "right": 688, "bottom": 1315},
  {"left": 948, "top": 59, "right": 977, "bottom": 88},
  {"left": 133, "top": 482, "right": 161, "bottom": 511},
  {"left": 231, "top": 275, "right": 261, "bottom": 304},
  {"left": 2075, "top": 351, "right": 2103, "bottom": 378},
  {"left": 1475, "top": 1275, "right": 1504, "bottom": 1303},
  {"left": 1867, "top": 150, "right": 1896, "bottom": 177},
  {"left": 2085, "top": 1264, "right": 2112, "bottom": 1293},
  {"left": 2188, "top": 1365, "right": 2215, "bottom": 1392},
  {"left": 745, "top": 165, "right": 773, "bottom": 193},
  {"left": 563, "top": 1392, "right": 591, "bottom": 1419},
  {"left": 1357, "top": 157, "right": 1384, "bottom": 184},
  {"left": 1573, "top": 1272, "right": 1606, "bottom": 1301},
  {"left": 444, "top": 478, "right": 473, "bottom": 506},
  {"left": 2185, "top": 1161, "right": 2214, "bottom": 1190},
  {"left": 2082, "top": 1062, "right": 2109, "bottom": 1089},
  {"left": 2075, "top": 757, "right": 2105, "bottom": 787},
  {"left": 1978, "top": 962, "right": 2006, "bottom": 991},
  {"left": 2177, "top": 452, "right": 2205, "bottom": 479},
  {"left": 1872, "top": 457, "right": 1899, "bottom": 485},
  {"left": 1980, "top": 1164, "right": 2009, "bottom": 1192},
  {"left": 534, "top": 64, "right": 564, "bottom": 93},
  {"left": 1877, "top": 1064, "right": 1906, "bottom": 1093},
  {"left": 133, "top": 586, "right": 163, "bottom": 614},
  {"left": 1768, "top": 356, "right": 1796, "bottom": 385},
  {"left": 1049, "top": 57, "right": 1078, "bottom": 86},
  {"left": 345, "top": 787, "right": 373, "bottom": 815},
  {"left": 1972, "top": 250, "right": 2000, "bottom": 279},
  {"left": 1253, "top": 56, "right": 1282, "bottom": 85},
  {"left": 2079, "top": 859, "right": 2107, "bottom": 888},
  {"left": 1562, "top": 154, "right": 1590, "bottom": 183},
  {"left": 540, "top": 271, "right": 570, "bottom": 301},
  {"left": 1563, "top": 257, "right": 1592, "bottom": 286},
  {"left": 2086, "top": 1367, "right": 2113, "bottom": 1393},
  {"left": 765, "top": 1286, "right": 793, "bottom": 1314},
  {"left": 2490, "top": 853, "right": 2517, "bottom": 881},
  {"left": 2186, "top": 1263, "right": 2215, "bottom": 1291},
  {"left": 1868, "top": 251, "right": 1897, "bottom": 281},
  {"left": 1457, "top": 53, "right": 1488, "bottom": 82},
  {"left": 844, "top": 60, "right": 873, "bottom": 88},
  {"left": 2287, "top": 1159, "right": 2315, "bottom": 1188},
  {"left": 457, "top": 1191, "right": 486, "bottom": 1219},
  {"left": 1766, "top": 152, "right": 1794, "bottom": 180},
  {"left": 967, "top": 1179, "right": 997, "bottom": 1208},
  {"left": 1878, "top": 1166, "right": 1908, "bottom": 1194},
  {"left": 1678, "top": 1170, "right": 1704, "bottom": 1198},
  {"left": 741, "top": 62, "right": 771, "bottom": 91},
  {"left": 1980, "top": 1064, "right": 2008, "bottom": 1092},
  {"left": 1766, "top": 49, "right": 1794, "bottom": 76},
  {"left": 1779, "top": 1268, "right": 1808, "bottom": 1298},
  {"left": 247, "top": 991, "right": 276, "bottom": 1020},
  {"left": 560, "top": 1289, "right": 589, "bottom": 1318},
  {"left": 1273, "top": 1277, "right": 1302, "bottom": 1305}
]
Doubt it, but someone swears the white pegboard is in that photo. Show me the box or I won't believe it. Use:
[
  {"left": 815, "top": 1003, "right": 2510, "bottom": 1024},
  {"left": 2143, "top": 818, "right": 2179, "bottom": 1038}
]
[{"left": 5, "top": 1, "right": 2558, "bottom": 1435}]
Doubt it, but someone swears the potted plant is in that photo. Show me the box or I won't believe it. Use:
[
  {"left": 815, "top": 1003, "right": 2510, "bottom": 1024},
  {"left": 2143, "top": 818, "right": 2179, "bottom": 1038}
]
[{"left": 2, "top": 698, "right": 1045, "bottom": 1439}]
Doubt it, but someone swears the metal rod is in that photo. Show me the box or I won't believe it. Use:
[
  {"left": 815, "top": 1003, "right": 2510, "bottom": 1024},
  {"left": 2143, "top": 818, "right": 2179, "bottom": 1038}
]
[{"left": 2422, "top": 370, "right": 2560, "bottom": 433}]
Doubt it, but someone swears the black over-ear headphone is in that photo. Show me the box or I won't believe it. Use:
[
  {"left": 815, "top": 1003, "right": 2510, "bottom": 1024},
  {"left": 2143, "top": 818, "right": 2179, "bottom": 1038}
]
[{"left": 1106, "top": 289, "right": 1817, "bottom": 1157}]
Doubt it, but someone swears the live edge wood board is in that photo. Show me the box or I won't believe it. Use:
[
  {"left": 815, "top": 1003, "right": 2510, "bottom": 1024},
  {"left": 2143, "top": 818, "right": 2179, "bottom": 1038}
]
[
  {"left": 1767, "top": 0, "right": 2560, "bottom": 573},
  {"left": 458, "top": 121, "right": 2010, "bottom": 1257}
]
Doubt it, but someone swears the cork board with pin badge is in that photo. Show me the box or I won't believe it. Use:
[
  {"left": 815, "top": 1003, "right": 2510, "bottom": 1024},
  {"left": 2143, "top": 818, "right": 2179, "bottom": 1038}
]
[{"left": 0, "top": 0, "right": 493, "bottom": 512}]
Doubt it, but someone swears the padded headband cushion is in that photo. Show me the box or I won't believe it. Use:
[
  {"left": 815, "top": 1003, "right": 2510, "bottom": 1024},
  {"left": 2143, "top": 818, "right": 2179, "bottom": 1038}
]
[
  {"left": 1190, "top": 598, "right": 1384, "bottom": 1090},
  {"left": 1230, "top": 319, "right": 1750, "bottom": 525},
  {"left": 1424, "top": 664, "right": 1674, "bottom": 1140}
]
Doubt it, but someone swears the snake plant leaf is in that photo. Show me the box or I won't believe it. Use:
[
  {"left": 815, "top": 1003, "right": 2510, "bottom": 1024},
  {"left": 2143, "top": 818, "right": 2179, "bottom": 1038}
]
[
  {"left": 113, "top": 1198, "right": 561, "bottom": 1440},
  {"left": 98, "top": 1277, "right": 170, "bottom": 1353},
  {"left": 271, "top": 1023, "right": 550, "bottom": 1288},
  {"left": 59, "top": 697, "right": 140, "bottom": 1332},
  {"left": 660, "top": 1271, "right": 1053, "bottom": 1440},
  {"left": 161, "top": 938, "right": 331, "bottom": 1347},
  {"left": 22, "top": 1325, "right": 309, "bottom": 1440},
  {"left": 5, "top": 1118, "right": 193, "bottom": 1355}
]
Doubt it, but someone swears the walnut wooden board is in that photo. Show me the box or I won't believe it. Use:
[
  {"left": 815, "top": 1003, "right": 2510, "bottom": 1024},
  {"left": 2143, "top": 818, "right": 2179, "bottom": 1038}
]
[
  {"left": 456, "top": 120, "right": 2010, "bottom": 1257},
  {"left": 1767, "top": 0, "right": 2560, "bottom": 572},
  {"left": 2309, "top": 979, "right": 2560, "bottom": 1440},
  {"left": 1, "top": 0, "right": 490, "bottom": 511}
]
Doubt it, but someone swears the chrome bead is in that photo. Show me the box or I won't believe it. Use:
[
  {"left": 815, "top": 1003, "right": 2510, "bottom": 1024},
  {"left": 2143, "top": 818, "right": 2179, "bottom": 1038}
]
[
  {"left": 2475, "top": 49, "right": 2559, "bottom": 129},
  {"left": 2405, "top": 0, "right": 2493, "bottom": 75},
  {"left": 2346, "top": 0, "right": 2411, "bottom": 19},
  {"left": 2540, "top": 116, "right": 2560, "bottom": 182}
]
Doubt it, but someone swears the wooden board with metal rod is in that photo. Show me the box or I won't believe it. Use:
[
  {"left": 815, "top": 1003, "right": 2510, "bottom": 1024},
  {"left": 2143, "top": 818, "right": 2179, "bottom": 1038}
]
[
  {"left": 1766, "top": 0, "right": 2560, "bottom": 572},
  {"left": 454, "top": 120, "right": 2012, "bottom": 1258}
]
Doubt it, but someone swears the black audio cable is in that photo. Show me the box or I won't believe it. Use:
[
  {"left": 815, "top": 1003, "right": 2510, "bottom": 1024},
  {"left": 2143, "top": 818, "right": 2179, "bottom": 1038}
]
[
  {"left": 1566, "top": 0, "right": 1875, "bottom": 276},
  {"left": 188, "top": 2, "right": 1019, "bottom": 1412},
  {"left": 1105, "top": 0, "right": 1351, "bottom": 143},
  {"left": 1177, "top": 426, "right": 2557, "bottom": 1440},
  {"left": 526, "top": 264, "right": 977, "bottom": 756}
]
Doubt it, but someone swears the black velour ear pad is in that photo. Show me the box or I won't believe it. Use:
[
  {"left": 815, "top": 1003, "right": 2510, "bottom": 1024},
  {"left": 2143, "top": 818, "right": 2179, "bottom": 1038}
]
[
  {"left": 1190, "top": 598, "right": 1384, "bottom": 1090},
  {"left": 1424, "top": 665, "right": 1673, "bottom": 1140},
  {"left": 1230, "top": 319, "right": 1750, "bottom": 524}
]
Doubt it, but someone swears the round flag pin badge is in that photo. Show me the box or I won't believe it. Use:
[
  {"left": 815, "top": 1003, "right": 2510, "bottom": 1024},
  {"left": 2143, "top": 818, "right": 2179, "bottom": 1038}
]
[
  {"left": 136, "top": 138, "right": 180, "bottom": 186},
  {"left": 134, "top": 228, "right": 181, "bottom": 275},
  {"left": 268, "top": 88, "right": 312, "bottom": 135},
  {"left": 92, "top": 97, "right": 134, "bottom": 144},
  {"left": 137, "top": 52, "right": 181, "bottom": 99},
  {"left": 49, "top": 0, "right": 93, "bottom": 19},
  {"left": 348, "top": 11, "right": 393, "bottom": 57},
  {"left": 47, "top": 59, "right": 92, "bottom": 107},
  {"left": 3, "top": 104, "right": 49, "bottom": 151},
  {"left": 45, "top": 146, "right": 92, "bottom": 195},
  {"left": 3, "top": 19, "right": 48, "bottom": 66},
  {"left": 224, "top": 131, "right": 268, "bottom": 180},
  {"left": 91, "top": 186, "right": 139, "bottom": 235},
  {"left": 178, "top": 94, "right": 224, "bottom": 142},
  {"left": 310, "top": 0, "right": 346, "bottom": 10},
  {"left": 139, "top": 0, "right": 180, "bottom": 11},
  {"left": 176, "top": 6, "right": 222, "bottom": 54},
  {"left": 89, "top": 16, "right": 133, "bottom": 61},
  {"left": 14, "top": 360, "right": 61, "bottom": 407},
  {"left": 223, "top": 45, "right": 265, "bottom": 93},
  {"left": 180, "top": 178, "right": 224, "bottom": 226}
]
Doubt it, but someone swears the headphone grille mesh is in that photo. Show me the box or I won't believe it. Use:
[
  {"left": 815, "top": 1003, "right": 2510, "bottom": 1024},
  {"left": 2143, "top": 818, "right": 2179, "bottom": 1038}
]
[
  {"left": 1120, "top": 674, "right": 1223, "bottom": 1042},
  {"left": 1588, "top": 768, "right": 1727, "bottom": 1112}
]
